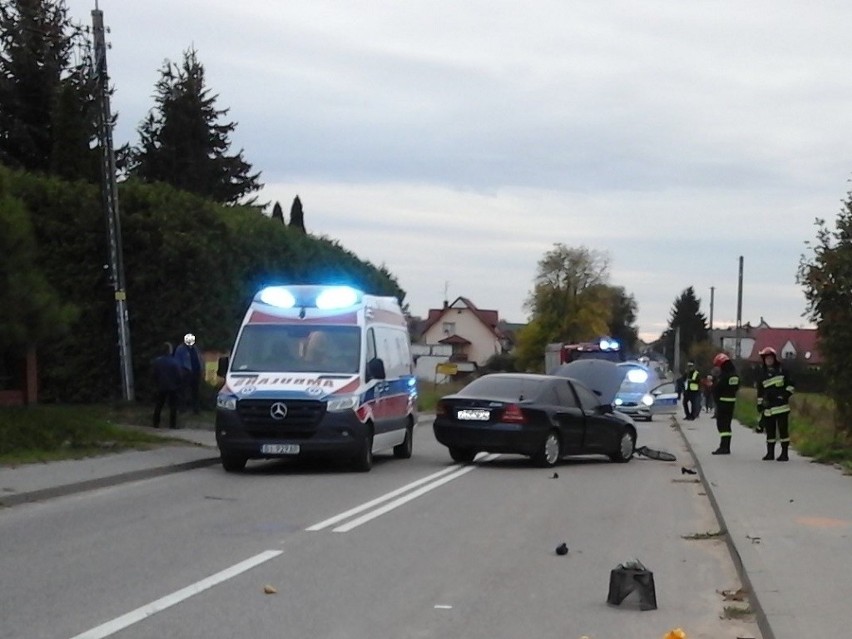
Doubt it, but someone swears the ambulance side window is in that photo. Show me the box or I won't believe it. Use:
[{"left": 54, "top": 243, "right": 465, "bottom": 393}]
[{"left": 366, "top": 329, "right": 377, "bottom": 363}]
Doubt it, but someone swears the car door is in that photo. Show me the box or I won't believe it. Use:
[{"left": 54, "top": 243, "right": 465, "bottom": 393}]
[
  {"left": 571, "top": 380, "right": 617, "bottom": 452},
  {"left": 650, "top": 381, "right": 679, "bottom": 415},
  {"left": 553, "top": 378, "right": 585, "bottom": 452}
]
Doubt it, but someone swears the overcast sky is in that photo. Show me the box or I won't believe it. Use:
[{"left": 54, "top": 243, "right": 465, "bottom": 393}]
[{"left": 67, "top": 0, "right": 852, "bottom": 341}]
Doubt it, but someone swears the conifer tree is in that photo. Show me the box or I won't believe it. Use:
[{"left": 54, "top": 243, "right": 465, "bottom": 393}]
[
  {"left": 271, "top": 201, "right": 284, "bottom": 223},
  {"left": 289, "top": 195, "right": 306, "bottom": 232},
  {"left": 129, "top": 47, "right": 262, "bottom": 205}
]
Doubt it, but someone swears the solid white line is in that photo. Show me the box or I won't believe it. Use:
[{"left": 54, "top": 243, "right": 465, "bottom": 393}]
[
  {"left": 306, "top": 465, "right": 461, "bottom": 531},
  {"left": 68, "top": 550, "right": 282, "bottom": 639},
  {"left": 332, "top": 455, "right": 498, "bottom": 533}
]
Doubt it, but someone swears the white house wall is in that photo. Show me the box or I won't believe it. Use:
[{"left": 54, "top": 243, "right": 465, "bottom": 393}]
[{"left": 422, "top": 309, "right": 501, "bottom": 366}]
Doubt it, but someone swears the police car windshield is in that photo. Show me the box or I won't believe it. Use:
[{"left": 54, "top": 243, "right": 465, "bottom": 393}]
[{"left": 231, "top": 325, "right": 361, "bottom": 374}]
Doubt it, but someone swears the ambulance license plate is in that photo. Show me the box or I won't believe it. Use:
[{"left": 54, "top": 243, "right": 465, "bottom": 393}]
[{"left": 261, "top": 444, "right": 300, "bottom": 455}]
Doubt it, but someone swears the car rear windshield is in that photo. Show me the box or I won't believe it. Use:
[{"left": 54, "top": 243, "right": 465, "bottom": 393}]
[{"left": 456, "top": 376, "right": 546, "bottom": 401}]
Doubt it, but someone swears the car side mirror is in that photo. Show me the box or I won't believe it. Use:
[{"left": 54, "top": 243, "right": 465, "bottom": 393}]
[
  {"left": 217, "top": 356, "right": 229, "bottom": 378},
  {"left": 367, "top": 357, "right": 386, "bottom": 381}
]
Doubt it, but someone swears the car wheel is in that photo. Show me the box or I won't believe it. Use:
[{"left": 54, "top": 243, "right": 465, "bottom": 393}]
[
  {"left": 221, "top": 453, "right": 247, "bottom": 473},
  {"left": 449, "top": 447, "right": 476, "bottom": 464},
  {"left": 532, "top": 430, "right": 561, "bottom": 467},
  {"left": 352, "top": 428, "right": 374, "bottom": 472},
  {"left": 393, "top": 421, "right": 413, "bottom": 459},
  {"left": 610, "top": 428, "right": 636, "bottom": 463}
]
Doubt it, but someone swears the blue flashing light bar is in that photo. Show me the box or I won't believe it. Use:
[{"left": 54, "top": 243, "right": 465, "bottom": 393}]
[
  {"left": 316, "top": 286, "right": 360, "bottom": 310},
  {"left": 258, "top": 287, "right": 296, "bottom": 308},
  {"left": 599, "top": 338, "right": 621, "bottom": 351}
]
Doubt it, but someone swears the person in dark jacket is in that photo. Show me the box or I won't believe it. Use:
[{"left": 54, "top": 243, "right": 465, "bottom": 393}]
[
  {"left": 174, "top": 332, "right": 204, "bottom": 414},
  {"left": 757, "top": 346, "right": 794, "bottom": 461},
  {"left": 711, "top": 353, "right": 739, "bottom": 455},
  {"left": 152, "top": 342, "right": 183, "bottom": 429}
]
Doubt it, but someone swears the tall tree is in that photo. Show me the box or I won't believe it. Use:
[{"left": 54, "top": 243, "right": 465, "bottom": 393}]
[
  {"left": 604, "top": 285, "right": 639, "bottom": 352},
  {"left": 798, "top": 193, "right": 852, "bottom": 437},
  {"left": 658, "top": 286, "right": 709, "bottom": 365},
  {"left": 129, "top": 47, "right": 262, "bottom": 205},
  {"left": 0, "top": 0, "right": 99, "bottom": 181},
  {"left": 289, "top": 195, "right": 305, "bottom": 232},
  {"left": 514, "top": 244, "right": 612, "bottom": 370},
  {"left": 271, "top": 201, "right": 284, "bottom": 224}
]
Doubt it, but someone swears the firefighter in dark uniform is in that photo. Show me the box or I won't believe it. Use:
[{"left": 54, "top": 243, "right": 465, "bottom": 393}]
[
  {"left": 757, "top": 346, "right": 794, "bottom": 461},
  {"left": 711, "top": 352, "right": 739, "bottom": 455},
  {"left": 680, "top": 362, "right": 701, "bottom": 420}
]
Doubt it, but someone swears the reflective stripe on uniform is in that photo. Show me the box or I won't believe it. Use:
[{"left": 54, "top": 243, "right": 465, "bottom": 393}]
[
  {"left": 762, "top": 375, "right": 785, "bottom": 388},
  {"left": 779, "top": 437, "right": 790, "bottom": 443},
  {"left": 767, "top": 438, "right": 777, "bottom": 443},
  {"left": 720, "top": 432, "right": 732, "bottom": 437},
  {"left": 719, "top": 397, "right": 736, "bottom": 402},
  {"left": 729, "top": 376, "right": 739, "bottom": 385},
  {"left": 786, "top": 385, "right": 795, "bottom": 393},
  {"left": 764, "top": 405, "right": 791, "bottom": 416}
]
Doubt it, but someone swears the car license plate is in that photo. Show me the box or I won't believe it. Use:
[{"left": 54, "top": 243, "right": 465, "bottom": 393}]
[
  {"left": 260, "top": 444, "right": 300, "bottom": 455},
  {"left": 457, "top": 409, "right": 490, "bottom": 421}
]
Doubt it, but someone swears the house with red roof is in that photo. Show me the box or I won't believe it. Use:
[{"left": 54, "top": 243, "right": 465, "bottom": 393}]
[
  {"left": 418, "top": 297, "right": 505, "bottom": 367},
  {"left": 747, "top": 327, "right": 822, "bottom": 367}
]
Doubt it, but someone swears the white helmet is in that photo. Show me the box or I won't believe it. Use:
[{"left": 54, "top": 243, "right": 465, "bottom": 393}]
[{"left": 184, "top": 333, "right": 196, "bottom": 346}]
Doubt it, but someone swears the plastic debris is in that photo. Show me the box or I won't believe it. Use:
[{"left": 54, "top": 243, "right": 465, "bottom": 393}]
[
  {"left": 263, "top": 585, "right": 278, "bottom": 594},
  {"left": 663, "top": 629, "right": 687, "bottom": 639},
  {"left": 555, "top": 542, "right": 568, "bottom": 555}
]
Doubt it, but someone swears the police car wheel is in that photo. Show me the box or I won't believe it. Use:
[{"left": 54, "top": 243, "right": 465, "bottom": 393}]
[
  {"left": 221, "top": 453, "right": 247, "bottom": 473},
  {"left": 393, "top": 422, "right": 413, "bottom": 459},
  {"left": 353, "top": 430, "right": 374, "bottom": 472}
]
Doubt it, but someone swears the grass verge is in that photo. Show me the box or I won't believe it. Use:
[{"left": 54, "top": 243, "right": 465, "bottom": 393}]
[
  {"left": 734, "top": 388, "right": 852, "bottom": 472},
  {"left": 0, "top": 404, "right": 183, "bottom": 465},
  {"left": 417, "top": 380, "right": 468, "bottom": 413},
  {"left": 682, "top": 529, "right": 726, "bottom": 540}
]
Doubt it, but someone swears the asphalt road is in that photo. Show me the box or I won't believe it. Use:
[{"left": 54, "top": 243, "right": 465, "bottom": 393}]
[{"left": 0, "top": 417, "right": 761, "bottom": 639}]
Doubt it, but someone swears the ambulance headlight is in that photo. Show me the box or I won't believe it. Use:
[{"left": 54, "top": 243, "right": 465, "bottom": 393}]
[
  {"left": 316, "top": 286, "right": 360, "bottom": 309},
  {"left": 327, "top": 395, "right": 359, "bottom": 412},
  {"left": 259, "top": 287, "right": 296, "bottom": 308},
  {"left": 217, "top": 394, "right": 237, "bottom": 411},
  {"left": 642, "top": 394, "right": 654, "bottom": 407}
]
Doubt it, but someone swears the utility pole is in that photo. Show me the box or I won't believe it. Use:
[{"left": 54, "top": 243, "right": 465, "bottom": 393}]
[
  {"left": 92, "top": 3, "right": 134, "bottom": 401},
  {"left": 709, "top": 286, "right": 715, "bottom": 331},
  {"left": 735, "top": 256, "right": 744, "bottom": 360}
]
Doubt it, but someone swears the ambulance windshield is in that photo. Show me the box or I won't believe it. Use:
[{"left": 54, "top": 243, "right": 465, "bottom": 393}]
[{"left": 230, "top": 325, "right": 361, "bottom": 374}]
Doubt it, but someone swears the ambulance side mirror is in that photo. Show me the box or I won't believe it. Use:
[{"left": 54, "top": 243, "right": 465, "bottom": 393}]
[
  {"left": 367, "top": 357, "right": 386, "bottom": 381},
  {"left": 217, "top": 356, "right": 229, "bottom": 378}
]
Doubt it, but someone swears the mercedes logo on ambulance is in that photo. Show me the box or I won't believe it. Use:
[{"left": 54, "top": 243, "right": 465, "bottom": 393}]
[{"left": 269, "top": 402, "right": 288, "bottom": 420}]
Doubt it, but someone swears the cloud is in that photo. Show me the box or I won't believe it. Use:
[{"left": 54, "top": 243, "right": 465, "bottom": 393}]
[{"left": 69, "top": 0, "right": 848, "bottom": 344}]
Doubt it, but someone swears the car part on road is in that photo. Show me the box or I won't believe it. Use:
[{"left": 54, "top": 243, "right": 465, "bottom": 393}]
[
  {"left": 607, "top": 559, "right": 658, "bottom": 611},
  {"left": 634, "top": 445, "right": 677, "bottom": 462},
  {"left": 555, "top": 542, "right": 568, "bottom": 555}
]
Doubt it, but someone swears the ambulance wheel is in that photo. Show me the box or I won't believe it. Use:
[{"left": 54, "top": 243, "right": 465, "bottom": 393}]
[
  {"left": 221, "top": 453, "right": 247, "bottom": 473},
  {"left": 352, "top": 428, "right": 374, "bottom": 472},
  {"left": 393, "top": 422, "right": 413, "bottom": 459}
]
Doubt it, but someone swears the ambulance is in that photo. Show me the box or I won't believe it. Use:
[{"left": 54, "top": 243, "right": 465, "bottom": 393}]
[{"left": 215, "top": 285, "right": 418, "bottom": 472}]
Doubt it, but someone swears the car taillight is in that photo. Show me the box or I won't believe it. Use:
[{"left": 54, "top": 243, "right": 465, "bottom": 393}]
[
  {"left": 436, "top": 400, "right": 448, "bottom": 417},
  {"left": 502, "top": 404, "right": 526, "bottom": 424}
]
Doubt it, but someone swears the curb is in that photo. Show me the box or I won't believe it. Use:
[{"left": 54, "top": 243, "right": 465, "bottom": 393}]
[
  {"left": 673, "top": 417, "right": 774, "bottom": 639},
  {"left": 0, "top": 457, "right": 221, "bottom": 509}
]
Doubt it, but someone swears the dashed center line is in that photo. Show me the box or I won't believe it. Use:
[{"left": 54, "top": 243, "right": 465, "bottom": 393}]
[{"left": 308, "top": 454, "right": 498, "bottom": 533}]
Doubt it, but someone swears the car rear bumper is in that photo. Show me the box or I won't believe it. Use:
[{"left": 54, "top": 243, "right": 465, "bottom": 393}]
[{"left": 433, "top": 420, "right": 541, "bottom": 455}]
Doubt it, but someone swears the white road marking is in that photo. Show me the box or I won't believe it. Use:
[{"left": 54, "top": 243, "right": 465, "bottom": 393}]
[
  {"left": 434, "top": 605, "right": 453, "bottom": 609},
  {"left": 306, "top": 453, "right": 495, "bottom": 532},
  {"left": 332, "top": 455, "right": 499, "bottom": 532},
  {"left": 68, "top": 550, "right": 282, "bottom": 639}
]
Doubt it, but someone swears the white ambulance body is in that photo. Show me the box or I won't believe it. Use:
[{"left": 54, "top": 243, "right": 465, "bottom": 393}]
[{"left": 215, "top": 285, "right": 417, "bottom": 472}]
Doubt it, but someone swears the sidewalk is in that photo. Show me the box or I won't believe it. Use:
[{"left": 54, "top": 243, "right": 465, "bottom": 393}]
[
  {"left": 679, "top": 410, "right": 852, "bottom": 639},
  {"left": 0, "top": 426, "right": 220, "bottom": 508}
]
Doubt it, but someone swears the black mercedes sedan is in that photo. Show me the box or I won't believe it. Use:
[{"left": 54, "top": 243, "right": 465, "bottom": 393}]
[{"left": 432, "top": 361, "right": 636, "bottom": 467}]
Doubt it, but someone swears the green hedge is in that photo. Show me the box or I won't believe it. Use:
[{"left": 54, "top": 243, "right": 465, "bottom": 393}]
[{"left": 1, "top": 167, "right": 405, "bottom": 402}]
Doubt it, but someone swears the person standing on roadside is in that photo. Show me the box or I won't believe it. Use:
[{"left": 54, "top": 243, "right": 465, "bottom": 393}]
[
  {"left": 152, "top": 342, "right": 183, "bottom": 429},
  {"left": 757, "top": 346, "right": 794, "bottom": 461},
  {"left": 174, "top": 332, "right": 203, "bottom": 414},
  {"left": 680, "top": 362, "right": 701, "bottom": 420},
  {"left": 711, "top": 353, "right": 739, "bottom": 455}
]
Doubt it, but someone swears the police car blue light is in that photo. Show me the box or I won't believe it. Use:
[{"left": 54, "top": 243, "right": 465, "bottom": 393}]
[
  {"left": 258, "top": 286, "right": 296, "bottom": 308},
  {"left": 316, "top": 286, "right": 360, "bottom": 309}
]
